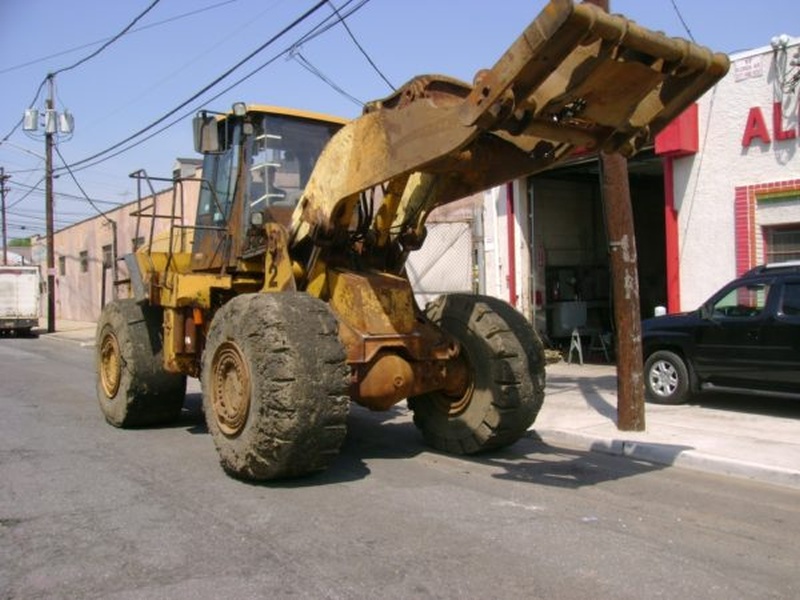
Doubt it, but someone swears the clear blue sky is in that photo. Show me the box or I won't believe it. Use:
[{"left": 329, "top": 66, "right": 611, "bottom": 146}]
[{"left": 0, "top": 0, "right": 797, "bottom": 238}]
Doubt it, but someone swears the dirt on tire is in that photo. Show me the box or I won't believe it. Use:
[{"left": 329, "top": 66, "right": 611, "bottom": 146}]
[
  {"left": 201, "top": 292, "right": 350, "bottom": 481},
  {"left": 408, "top": 293, "right": 545, "bottom": 454},
  {"left": 95, "top": 299, "right": 187, "bottom": 427}
]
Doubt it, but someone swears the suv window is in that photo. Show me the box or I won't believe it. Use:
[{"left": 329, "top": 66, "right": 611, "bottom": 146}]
[
  {"left": 711, "top": 282, "right": 770, "bottom": 319},
  {"left": 780, "top": 282, "right": 800, "bottom": 316}
]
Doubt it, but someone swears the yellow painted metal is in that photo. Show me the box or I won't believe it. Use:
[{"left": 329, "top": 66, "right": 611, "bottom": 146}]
[
  {"left": 260, "top": 223, "right": 296, "bottom": 292},
  {"left": 160, "top": 272, "right": 232, "bottom": 308},
  {"left": 374, "top": 176, "right": 407, "bottom": 248},
  {"left": 288, "top": 0, "right": 729, "bottom": 254},
  {"left": 208, "top": 340, "right": 252, "bottom": 436},
  {"left": 162, "top": 307, "right": 202, "bottom": 376},
  {"left": 328, "top": 269, "right": 417, "bottom": 337},
  {"left": 244, "top": 104, "right": 348, "bottom": 126}
]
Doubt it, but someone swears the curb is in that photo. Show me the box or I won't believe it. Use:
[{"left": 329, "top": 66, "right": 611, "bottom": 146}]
[{"left": 536, "top": 429, "right": 800, "bottom": 490}]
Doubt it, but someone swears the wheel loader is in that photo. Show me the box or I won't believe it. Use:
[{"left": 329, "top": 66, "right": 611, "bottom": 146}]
[{"left": 95, "top": 0, "right": 729, "bottom": 480}]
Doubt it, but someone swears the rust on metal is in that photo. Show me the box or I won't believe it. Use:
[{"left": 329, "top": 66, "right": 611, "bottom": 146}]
[
  {"left": 209, "top": 341, "right": 251, "bottom": 437},
  {"left": 98, "top": 329, "right": 121, "bottom": 398}
]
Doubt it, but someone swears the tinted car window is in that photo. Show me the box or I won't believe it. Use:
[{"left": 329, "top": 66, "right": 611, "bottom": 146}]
[
  {"left": 780, "top": 282, "right": 800, "bottom": 316},
  {"left": 711, "top": 283, "right": 770, "bottom": 318}
]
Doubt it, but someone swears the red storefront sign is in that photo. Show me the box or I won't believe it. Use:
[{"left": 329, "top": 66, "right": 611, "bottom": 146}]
[{"left": 741, "top": 102, "right": 798, "bottom": 146}]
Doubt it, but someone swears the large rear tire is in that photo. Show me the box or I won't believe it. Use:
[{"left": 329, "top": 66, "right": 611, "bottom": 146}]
[
  {"left": 95, "top": 299, "right": 187, "bottom": 427},
  {"left": 408, "top": 294, "right": 545, "bottom": 454},
  {"left": 201, "top": 293, "right": 350, "bottom": 481}
]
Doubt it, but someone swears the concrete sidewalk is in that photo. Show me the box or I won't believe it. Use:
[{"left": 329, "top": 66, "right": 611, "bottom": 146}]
[
  {"left": 539, "top": 361, "right": 800, "bottom": 490},
  {"left": 41, "top": 320, "right": 800, "bottom": 490}
]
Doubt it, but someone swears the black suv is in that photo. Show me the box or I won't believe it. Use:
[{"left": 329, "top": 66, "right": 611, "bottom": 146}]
[{"left": 641, "top": 262, "right": 800, "bottom": 404}]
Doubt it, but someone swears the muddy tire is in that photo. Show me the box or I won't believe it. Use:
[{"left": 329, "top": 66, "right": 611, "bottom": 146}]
[
  {"left": 408, "top": 293, "right": 545, "bottom": 454},
  {"left": 201, "top": 293, "right": 350, "bottom": 481},
  {"left": 95, "top": 299, "right": 187, "bottom": 427}
]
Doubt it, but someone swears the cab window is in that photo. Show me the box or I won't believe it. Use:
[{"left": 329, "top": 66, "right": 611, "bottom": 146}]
[{"left": 712, "top": 282, "right": 770, "bottom": 318}]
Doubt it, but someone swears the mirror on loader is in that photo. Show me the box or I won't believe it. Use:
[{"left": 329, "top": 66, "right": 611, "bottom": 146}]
[
  {"left": 192, "top": 113, "right": 220, "bottom": 154},
  {"left": 192, "top": 103, "right": 247, "bottom": 154}
]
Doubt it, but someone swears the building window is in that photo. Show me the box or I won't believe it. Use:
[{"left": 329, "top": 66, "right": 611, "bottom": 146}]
[
  {"left": 102, "top": 244, "right": 113, "bottom": 268},
  {"left": 765, "top": 226, "right": 800, "bottom": 263},
  {"left": 79, "top": 251, "right": 89, "bottom": 273},
  {"left": 58, "top": 255, "right": 66, "bottom": 276}
]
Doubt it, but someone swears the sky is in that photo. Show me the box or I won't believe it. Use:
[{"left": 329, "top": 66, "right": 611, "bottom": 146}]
[{"left": 0, "top": 0, "right": 798, "bottom": 239}]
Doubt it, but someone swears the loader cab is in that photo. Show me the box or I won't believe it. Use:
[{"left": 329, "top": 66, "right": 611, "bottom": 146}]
[{"left": 190, "top": 104, "right": 346, "bottom": 272}]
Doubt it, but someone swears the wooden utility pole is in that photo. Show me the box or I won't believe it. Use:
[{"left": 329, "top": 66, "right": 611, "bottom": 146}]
[
  {"left": 45, "top": 75, "right": 57, "bottom": 334},
  {"left": 1, "top": 167, "right": 9, "bottom": 266},
  {"left": 583, "top": 0, "right": 646, "bottom": 431}
]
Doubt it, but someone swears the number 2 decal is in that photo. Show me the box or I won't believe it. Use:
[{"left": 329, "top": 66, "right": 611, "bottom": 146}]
[{"left": 267, "top": 262, "right": 279, "bottom": 288}]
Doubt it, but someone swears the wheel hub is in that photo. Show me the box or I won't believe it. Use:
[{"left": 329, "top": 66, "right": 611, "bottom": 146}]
[
  {"left": 99, "top": 329, "right": 122, "bottom": 398},
  {"left": 435, "top": 354, "right": 474, "bottom": 417},
  {"left": 211, "top": 341, "right": 251, "bottom": 436},
  {"left": 650, "top": 360, "right": 678, "bottom": 397}
]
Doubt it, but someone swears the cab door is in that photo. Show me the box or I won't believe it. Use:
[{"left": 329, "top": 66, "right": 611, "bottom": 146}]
[
  {"left": 693, "top": 280, "right": 772, "bottom": 387},
  {"left": 191, "top": 125, "right": 242, "bottom": 272},
  {"left": 757, "top": 278, "right": 800, "bottom": 391}
]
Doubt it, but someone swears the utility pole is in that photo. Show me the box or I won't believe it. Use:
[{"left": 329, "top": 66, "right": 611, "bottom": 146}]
[
  {"left": 1, "top": 167, "right": 9, "bottom": 266},
  {"left": 45, "top": 75, "right": 57, "bottom": 334},
  {"left": 583, "top": 0, "right": 646, "bottom": 431}
]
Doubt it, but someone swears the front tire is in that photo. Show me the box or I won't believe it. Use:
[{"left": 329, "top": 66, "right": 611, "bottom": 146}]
[
  {"left": 408, "top": 294, "right": 545, "bottom": 455},
  {"left": 95, "top": 299, "right": 187, "bottom": 427},
  {"left": 201, "top": 293, "right": 350, "bottom": 481},
  {"left": 644, "top": 350, "right": 691, "bottom": 404}
]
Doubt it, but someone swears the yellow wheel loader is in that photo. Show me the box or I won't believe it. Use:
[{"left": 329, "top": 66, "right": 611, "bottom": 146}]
[{"left": 95, "top": 0, "right": 729, "bottom": 480}]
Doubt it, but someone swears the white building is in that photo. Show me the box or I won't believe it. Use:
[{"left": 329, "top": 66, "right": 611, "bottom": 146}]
[{"left": 480, "top": 36, "right": 800, "bottom": 343}]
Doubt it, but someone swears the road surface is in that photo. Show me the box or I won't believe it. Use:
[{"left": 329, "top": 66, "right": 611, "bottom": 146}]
[{"left": 1, "top": 335, "right": 798, "bottom": 599}]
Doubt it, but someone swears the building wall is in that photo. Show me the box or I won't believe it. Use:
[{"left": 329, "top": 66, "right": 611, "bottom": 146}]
[
  {"left": 38, "top": 174, "right": 200, "bottom": 322},
  {"left": 673, "top": 39, "right": 800, "bottom": 310}
]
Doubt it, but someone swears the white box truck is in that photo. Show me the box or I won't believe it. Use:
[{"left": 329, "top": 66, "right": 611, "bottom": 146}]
[{"left": 0, "top": 266, "right": 41, "bottom": 335}]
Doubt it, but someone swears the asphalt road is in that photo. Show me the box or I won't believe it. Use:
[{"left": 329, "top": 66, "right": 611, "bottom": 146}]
[{"left": 1, "top": 335, "right": 799, "bottom": 600}]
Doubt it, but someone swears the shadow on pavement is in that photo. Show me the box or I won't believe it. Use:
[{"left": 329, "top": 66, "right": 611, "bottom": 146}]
[
  {"left": 546, "top": 373, "right": 618, "bottom": 421},
  {"left": 475, "top": 433, "right": 682, "bottom": 489},
  {"left": 687, "top": 391, "right": 800, "bottom": 419}
]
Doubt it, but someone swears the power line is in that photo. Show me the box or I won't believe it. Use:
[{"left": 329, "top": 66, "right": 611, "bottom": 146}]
[
  {"left": 54, "top": 145, "right": 120, "bottom": 224},
  {"left": 59, "top": 0, "right": 330, "bottom": 173},
  {"left": 1, "top": 1, "right": 162, "bottom": 147},
  {"left": 51, "top": 0, "right": 163, "bottom": 77},
  {"left": 4, "top": 177, "right": 45, "bottom": 210},
  {"left": 325, "top": 0, "right": 394, "bottom": 91},
  {"left": 8, "top": 178, "right": 122, "bottom": 207},
  {"left": 669, "top": 0, "right": 695, "bottom": 42},
  {"left": 64, "top": 0, "right": 372, "bottom": 175},
  {"left": 291, "top": 51, "right": 364, "bottom": 106},
  {"left": 0, "top": 0, "right": 239, "bottom": 76}
]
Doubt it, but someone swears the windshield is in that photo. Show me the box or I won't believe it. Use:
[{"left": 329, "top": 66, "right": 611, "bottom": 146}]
[{"left": 247, "top": 112, "right": 342, "bottom": 213}]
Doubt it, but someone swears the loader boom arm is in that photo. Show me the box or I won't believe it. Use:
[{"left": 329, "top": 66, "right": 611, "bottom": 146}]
[{"left": 289, "top": 0, "right": 728, "bottom": 261}]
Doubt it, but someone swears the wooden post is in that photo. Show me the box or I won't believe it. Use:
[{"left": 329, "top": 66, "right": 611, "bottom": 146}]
[{"left": 583, "top": 0, "right": 646, "bottom": 431}]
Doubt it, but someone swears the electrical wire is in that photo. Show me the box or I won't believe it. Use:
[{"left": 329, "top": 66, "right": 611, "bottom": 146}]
[
  {"left": 3, "top": 178, "right": 45, "bottom": 212},
  {"left": 1, "top": 1, "right": 161, "bottom": 146},
  {"left": 61, "top": 0, "right": 372, "bottom": 175},
  {"left": 0, "top": 79, "right": 47, "bottom": 145},
  {"left": 0, "top": 0, "right": 239, "bottom": 76},
  {"left": 669, "top": 0, "right": 695, "bottom": 42},
  {"left": 8, "top": 178, "right": 122, "bottom": 207},
  {"left": 325, "top": 0, "right": 394, "bottom": 91},
  {"left": 58, "top": 0, "right": 330, "bottom": 173},
  {"left": 54, "top": 145, "right": 120, "bottom": 224},
  {"left": 291, "top": 51, "right": 364, "bottom": 106},
  {"left": 51, "top": 0, "right": 163, "bottom": 77}
]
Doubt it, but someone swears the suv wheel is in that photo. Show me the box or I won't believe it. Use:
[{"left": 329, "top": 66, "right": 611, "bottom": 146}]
[{"left": 644, "top": 350, "right": 690, "bottom": 405}]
